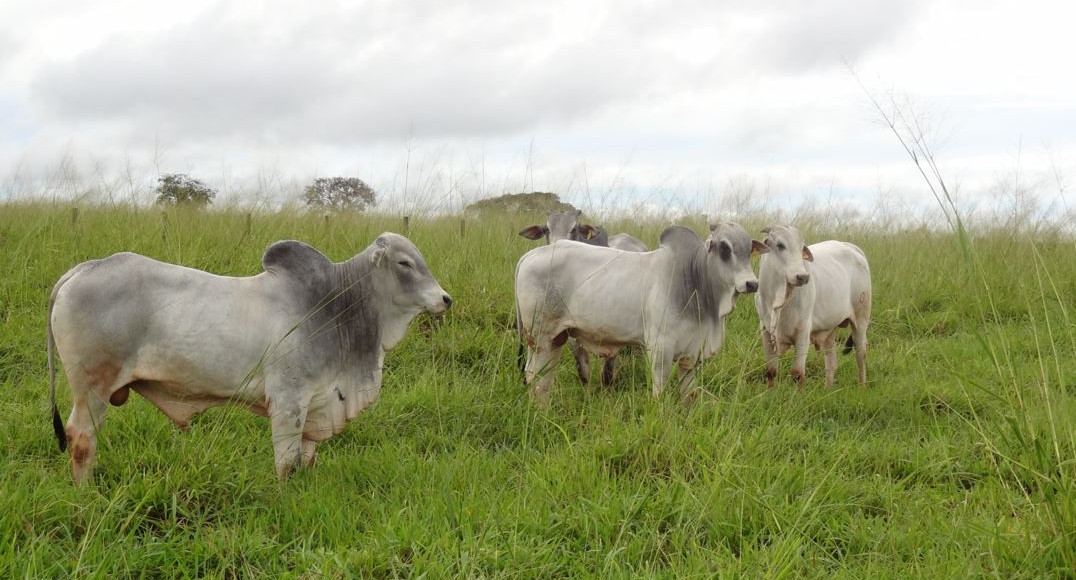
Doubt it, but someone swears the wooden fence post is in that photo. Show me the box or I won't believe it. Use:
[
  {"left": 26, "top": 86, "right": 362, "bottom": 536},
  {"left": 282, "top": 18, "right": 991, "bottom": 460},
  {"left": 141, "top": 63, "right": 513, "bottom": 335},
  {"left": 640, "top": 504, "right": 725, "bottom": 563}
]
[
  {"left": 459, "top": 218, "right": 466, "bottom": 239},
  {"left": 70, "top": 206, "right": 79, "bottom": 228},
  {"left": 403, "top": 216, "right": 410, "bottom": 235},
  {"left": 244, "top": 212, "right": 252, "bottom": 236}
]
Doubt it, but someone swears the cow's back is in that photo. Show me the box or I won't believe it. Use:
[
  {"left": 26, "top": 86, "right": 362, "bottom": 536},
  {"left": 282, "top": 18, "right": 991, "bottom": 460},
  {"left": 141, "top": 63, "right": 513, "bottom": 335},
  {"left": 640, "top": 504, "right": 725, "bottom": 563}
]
[
  {"left": 806, "top": 241, "right": 871, "bottom": 327},
  {"left": 515, "top": 242, "right": 657, "bottom": 342},
  {"left": 51, "top": 252, "right": 283, "bottom": 395}
]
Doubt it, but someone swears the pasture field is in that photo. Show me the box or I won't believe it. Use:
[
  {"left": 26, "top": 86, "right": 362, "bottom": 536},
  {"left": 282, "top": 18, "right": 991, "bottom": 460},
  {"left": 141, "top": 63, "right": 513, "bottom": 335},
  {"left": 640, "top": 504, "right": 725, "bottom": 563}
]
[{"left": 0, "top": 203, "right": 1073, "bottom": 578}]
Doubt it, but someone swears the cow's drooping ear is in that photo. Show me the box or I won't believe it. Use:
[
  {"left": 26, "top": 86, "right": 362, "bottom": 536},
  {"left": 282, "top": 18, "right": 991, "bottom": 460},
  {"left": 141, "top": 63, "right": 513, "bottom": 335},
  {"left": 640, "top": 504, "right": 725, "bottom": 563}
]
[
  {"left": 751, "top": 240, "right": 769, "bottom": 256},
  {"left": 518, "top": 225, "right": 548, "bottom": 240},
  {"left": 370, "top": 237, "right": 388, "bottom": 267},
  {"left": 578, "top": 224, "right": 597, "bottom": 240},
  {"left": 801, "top": 245, "right": 814, "bottom": 262}
]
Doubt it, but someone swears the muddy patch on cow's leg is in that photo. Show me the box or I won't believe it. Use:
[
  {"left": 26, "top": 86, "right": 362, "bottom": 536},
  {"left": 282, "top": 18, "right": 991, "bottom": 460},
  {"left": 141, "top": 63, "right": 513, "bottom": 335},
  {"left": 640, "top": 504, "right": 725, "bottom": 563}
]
[{"left": 67, "top": 429, "right": 96, "bottom": 486}]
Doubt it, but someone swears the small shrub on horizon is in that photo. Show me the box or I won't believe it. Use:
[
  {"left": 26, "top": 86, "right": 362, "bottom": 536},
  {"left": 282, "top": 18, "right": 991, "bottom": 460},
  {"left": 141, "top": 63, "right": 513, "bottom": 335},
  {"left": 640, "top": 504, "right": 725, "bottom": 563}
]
[{"left": 154, "top": 173, "right": 216, "bottom": 207}]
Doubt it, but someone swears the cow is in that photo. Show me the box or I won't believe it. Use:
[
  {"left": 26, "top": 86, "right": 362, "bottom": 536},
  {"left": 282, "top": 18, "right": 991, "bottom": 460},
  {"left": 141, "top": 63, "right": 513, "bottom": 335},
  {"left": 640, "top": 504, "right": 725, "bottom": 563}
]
[
  {"left": 518, "top": 210, "right": 650, "bottom": 386},
  {"left": 515, "top": 223, "right": 765, "bottom": 402},
  {"left": 754, "top": 224, "right": 871, "bottom": 387},
  {"left": 518, "top": 210, "right": 607, "bottom": 246},
  {"left": 47, "top": 233, "right": 451, "bottom": 485}
]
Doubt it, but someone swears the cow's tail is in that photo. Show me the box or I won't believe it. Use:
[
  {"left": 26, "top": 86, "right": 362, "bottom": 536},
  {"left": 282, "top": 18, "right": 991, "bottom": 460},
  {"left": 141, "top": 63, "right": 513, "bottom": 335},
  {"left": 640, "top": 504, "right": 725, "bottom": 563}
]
[
  {"left": 842, "top": 334, "right": 855, "bottom": 356},
  {"left": 515, "top": 301, "right": 526, "bottom": 379},
  {"left": 48, "top": 269, "right": 77, "bottom": 452}
]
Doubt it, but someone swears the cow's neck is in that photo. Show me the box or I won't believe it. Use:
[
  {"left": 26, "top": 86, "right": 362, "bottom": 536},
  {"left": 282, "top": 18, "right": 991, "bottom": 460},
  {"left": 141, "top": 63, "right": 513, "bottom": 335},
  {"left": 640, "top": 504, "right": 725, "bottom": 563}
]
[
  {"left": 328, "top": 260, "right": 383, "bottom": 369},
  {"left": 378, "top": 304, "right": 420, "bottom": 351},
  {"left": 676, "top": 247, "right": 734, "bottom": 358},
  {"left": 757, "top": 259, "right": 793, "bottom": 334}
]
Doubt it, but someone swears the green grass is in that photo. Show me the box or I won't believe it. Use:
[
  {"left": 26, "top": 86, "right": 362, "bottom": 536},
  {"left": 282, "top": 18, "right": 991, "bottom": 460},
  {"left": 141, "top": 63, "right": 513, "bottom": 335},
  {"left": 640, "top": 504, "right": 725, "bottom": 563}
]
[{"left": 1, "top": 203, "right": 1073, "bottom": 578}]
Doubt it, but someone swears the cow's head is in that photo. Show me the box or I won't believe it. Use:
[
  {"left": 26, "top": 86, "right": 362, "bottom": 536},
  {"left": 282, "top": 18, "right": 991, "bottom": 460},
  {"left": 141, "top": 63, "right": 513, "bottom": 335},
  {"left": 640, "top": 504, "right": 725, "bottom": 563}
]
[
  {"left": 370, "top": 233, "right": 452, "bottom": 315},
  {"left": 706, "top": 222, "right": 764, "bottom": 295},
  {"left": 759, "top": 225, "right": 813, "bottom": 288},
  {"left": 519, "top": 210, "right": 603, "bottom": 244}
]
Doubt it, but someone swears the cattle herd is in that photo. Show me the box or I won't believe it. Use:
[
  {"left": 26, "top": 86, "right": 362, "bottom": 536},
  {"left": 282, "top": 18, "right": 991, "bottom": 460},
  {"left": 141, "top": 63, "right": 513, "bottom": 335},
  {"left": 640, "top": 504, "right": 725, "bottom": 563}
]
[{"left": 47, "top": 211, "right": 871, "bottom": 484}]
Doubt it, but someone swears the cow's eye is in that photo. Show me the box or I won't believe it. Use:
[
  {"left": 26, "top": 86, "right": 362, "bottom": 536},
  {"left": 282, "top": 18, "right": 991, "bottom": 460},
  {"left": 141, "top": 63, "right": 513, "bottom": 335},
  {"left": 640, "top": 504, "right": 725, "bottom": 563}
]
[
  {"left": 719, "top": 241, "right": 732, "bottom": 261},
  {"left": 776, "top": 242, "right": 786, "bottom": 251},
  {"left": 397, "top": 261, "right": 412, "bottom": 269}
]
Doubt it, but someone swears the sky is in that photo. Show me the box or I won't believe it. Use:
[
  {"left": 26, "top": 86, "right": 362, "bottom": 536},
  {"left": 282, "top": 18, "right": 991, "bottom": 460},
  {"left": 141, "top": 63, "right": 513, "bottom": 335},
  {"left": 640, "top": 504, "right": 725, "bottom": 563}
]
[{"left": 1, "top": 0, "right": 1073, "bottom": 219}]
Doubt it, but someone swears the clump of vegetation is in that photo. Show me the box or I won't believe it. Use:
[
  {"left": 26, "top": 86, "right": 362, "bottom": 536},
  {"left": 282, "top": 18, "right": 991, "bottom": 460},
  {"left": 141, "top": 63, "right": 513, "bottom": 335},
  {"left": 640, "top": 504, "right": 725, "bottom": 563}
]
[
  {"left": 154, "top": 173, "right": 216, "bottom": 207},
  {"left": 302, "top": 177, "right": 377, "bottom": 212},
  {"left": 464, "top": 191, "right": 576, "bottom": 216}
]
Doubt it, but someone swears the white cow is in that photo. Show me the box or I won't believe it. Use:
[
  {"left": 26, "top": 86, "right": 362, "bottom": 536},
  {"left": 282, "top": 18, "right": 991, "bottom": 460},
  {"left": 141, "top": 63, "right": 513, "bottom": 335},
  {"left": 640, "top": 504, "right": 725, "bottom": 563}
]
[
  {"left": 518, "top": 210, "right": 649, "bottom": 386},
  {"left": 754, "top": 225, "right": 871, "bottom": 387},
  {"left": 515, "top": 223, "right": 764, "bottom": 402},
  {"left": 48, "top": 233, "right": 451, "bottom": 484}
]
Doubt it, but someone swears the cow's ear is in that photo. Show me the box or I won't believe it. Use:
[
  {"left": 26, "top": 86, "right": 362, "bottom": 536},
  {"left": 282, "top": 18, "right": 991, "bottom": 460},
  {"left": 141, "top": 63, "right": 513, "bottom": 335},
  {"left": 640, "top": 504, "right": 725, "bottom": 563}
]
[
  {"left": 518, "top": 225, "right": 548, "bottom": 240},
  {"left": 370, "top": 238, "right": 388, "bottom": 267},
  {"left": 578, "top": 224, "right": 597, "bottom": 240},
  {"left": 801, "top": 245, "right": 814, "bottom": 262},
  {"left": 751, "top": 240, "right": 769, "bottom": 256}
]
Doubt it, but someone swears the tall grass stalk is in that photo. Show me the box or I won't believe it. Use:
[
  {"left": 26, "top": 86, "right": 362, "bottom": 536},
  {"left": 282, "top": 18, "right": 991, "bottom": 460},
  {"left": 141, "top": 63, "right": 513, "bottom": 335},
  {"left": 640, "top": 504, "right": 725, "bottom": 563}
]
[{"left": 862, "top": 81, "right": 1076, "bottom": 573}]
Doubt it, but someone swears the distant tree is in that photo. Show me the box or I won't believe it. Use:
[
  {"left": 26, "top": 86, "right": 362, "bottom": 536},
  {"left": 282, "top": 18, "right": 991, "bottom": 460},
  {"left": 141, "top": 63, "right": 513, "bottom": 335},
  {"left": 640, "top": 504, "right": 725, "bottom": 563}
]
[
  {"left": 464, "top": 192, "right": 576, "bottom": 216},
  {"left": 303, "top": 177, "right": 377, "bottom": 212},
  {"left": 155, "top": 173, "right": 216, "bottom": 207}
]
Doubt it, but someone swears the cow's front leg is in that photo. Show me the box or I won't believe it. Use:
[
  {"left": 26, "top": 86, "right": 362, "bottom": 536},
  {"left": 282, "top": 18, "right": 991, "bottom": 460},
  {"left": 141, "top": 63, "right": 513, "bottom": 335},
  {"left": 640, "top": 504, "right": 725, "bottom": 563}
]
[
  {"left": 790, "top": 329, "right": 810, "bottom": 387},
  {"left": 761, "top": 327, "right": 779, "bottom": 388},
  {"left": 676, "top": 357, "right": 699, "bottom": 403},
  {"left": 269, "top": 396, "right": 309, "bottom": 480},
  {"left": 301, "top": 438, "right": 317, "bottom": 468},
  {"left": 650, "top": 347, "right": 675, "bottom": 398}
]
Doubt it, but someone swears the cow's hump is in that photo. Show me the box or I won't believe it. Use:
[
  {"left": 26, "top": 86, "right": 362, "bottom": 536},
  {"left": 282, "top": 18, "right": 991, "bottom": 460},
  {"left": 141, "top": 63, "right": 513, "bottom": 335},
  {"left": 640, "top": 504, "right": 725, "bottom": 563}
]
[
  {"left": 261, "top": 240, "right": 333, "bottom": 282},
  {"left": 658, "top": 226, "right": 702, "bottom": 257}
]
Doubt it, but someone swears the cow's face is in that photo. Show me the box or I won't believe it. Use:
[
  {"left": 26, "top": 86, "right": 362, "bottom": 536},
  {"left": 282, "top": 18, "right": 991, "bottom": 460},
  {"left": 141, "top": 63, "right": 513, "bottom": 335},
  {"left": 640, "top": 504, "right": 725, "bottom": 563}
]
[
  {"left": 760, "top": 225, "right": 813, "bottom": 287},
  {"left": 371, "top": 233, "right": 452, "bottom": 315},
  {"left": 706, "top": 222, "right": 763, "bottom": 294},
  {"left": 519, "top": 210, "right": 599, "bottom": 244}
]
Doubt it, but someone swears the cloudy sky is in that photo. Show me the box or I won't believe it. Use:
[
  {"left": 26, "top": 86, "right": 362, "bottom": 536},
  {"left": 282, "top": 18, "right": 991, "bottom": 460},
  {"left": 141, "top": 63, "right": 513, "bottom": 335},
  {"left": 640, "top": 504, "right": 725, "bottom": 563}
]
[{"left": 1, "top": 0, "right": 1073, "bottom": 217}]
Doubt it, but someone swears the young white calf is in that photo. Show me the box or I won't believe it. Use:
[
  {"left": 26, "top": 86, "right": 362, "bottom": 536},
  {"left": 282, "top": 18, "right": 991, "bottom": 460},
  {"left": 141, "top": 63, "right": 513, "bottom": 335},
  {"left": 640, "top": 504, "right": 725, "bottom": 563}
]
[{"left": 754, "top": 225, "right": 871, "bottom": 387}]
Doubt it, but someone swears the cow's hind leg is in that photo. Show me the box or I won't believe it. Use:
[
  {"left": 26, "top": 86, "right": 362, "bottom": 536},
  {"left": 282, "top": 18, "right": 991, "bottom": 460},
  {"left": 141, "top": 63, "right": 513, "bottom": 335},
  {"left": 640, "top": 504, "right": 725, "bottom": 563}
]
[
  {"left": 852, "top": 321, "right": 868, "bottom": 385},
  {"left": 66, "top": 392, "right": 108, "bottom": 486},
  {"left": 570, "top": 338, "right": 591, "bottom": 385},
  {"left": 600, "top": 356, "right": 617, "bottom": 388},
  {"left": 819, "top": 330, "right": 838, "bottom": 386}
]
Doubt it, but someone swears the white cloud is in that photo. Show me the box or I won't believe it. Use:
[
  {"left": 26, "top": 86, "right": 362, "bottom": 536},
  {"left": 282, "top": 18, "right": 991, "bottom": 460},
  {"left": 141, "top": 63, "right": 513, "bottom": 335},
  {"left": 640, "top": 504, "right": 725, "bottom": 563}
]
[{"left": 1, "top": 0, "right": 1073, "bottom": 217}]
